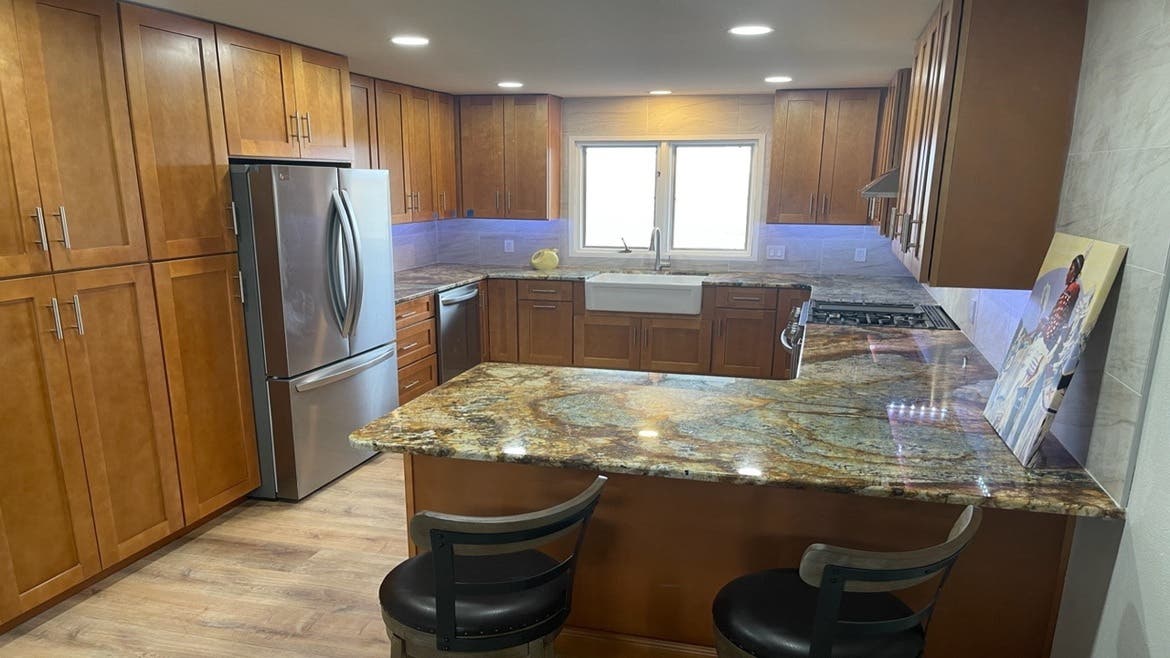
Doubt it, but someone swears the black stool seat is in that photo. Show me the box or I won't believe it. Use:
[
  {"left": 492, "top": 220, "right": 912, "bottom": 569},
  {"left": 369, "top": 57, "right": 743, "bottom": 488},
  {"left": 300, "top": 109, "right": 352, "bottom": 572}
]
[
  {"left": 379, "top": 550, "right": 569, "bottom": 636},
  {"left": 713, "top": 569, "right": 925, "bottom": 658}
]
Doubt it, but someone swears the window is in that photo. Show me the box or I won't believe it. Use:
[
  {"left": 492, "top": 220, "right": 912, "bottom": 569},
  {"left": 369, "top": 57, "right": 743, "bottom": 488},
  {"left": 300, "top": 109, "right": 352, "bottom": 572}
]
[{"left": 576, "top": 138, "right": 759, "bottom": 258}]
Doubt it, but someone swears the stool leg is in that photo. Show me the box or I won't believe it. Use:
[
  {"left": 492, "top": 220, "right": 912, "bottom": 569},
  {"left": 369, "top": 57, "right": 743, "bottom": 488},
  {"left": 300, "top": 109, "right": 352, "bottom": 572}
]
[{"left": 388, "top": 633, "right": 406, "bottom": 658}]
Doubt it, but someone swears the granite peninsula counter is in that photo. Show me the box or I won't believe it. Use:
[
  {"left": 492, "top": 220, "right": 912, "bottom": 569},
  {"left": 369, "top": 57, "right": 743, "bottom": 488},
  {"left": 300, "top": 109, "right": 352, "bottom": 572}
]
[{"left": 351, "top": 320, "right": 1119, "bottom": 656}]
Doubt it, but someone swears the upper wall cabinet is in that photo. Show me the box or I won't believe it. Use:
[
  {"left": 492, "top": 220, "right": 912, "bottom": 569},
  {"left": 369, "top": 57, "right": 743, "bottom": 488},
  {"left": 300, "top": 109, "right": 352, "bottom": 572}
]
[
  {"left": 430, "top": 92, "right": 458, "bottom": 219},
  {"left": 9, "top": 0, "right": 147, "bottom": 272},
  {"left": 767, "top": 88, "right": 881, "bottom": 225},
  {"left": 460, "top": 94, "right": 562, "bottom": 220},
  {"left": 892, "top": 0, "right": 1086, "bottom": 289},
  {"left": 871, "top": 68, "right": 911, "bottom": 234},
  {"left": 121, "top": 4, "right": 234, "bottom": 261},
  {"left": 216, "top": 26, "right": 353, "bottom": 162},
  {"left": 350, "top": 73, "right": 376, "bottom": 169}
]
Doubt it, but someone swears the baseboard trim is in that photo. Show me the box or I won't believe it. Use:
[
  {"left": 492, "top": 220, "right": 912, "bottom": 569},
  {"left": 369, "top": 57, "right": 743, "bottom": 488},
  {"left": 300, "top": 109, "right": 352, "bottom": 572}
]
[{"left": 557, "top": 626, "right": 717, "bottom": 657}]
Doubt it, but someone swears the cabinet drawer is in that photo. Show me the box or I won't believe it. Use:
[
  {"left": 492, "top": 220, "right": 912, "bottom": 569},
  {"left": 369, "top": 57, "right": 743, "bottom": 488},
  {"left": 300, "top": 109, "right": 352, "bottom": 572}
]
[
  {"left": 398, "top": 354, "right": 438, "bottom": 404},
  {"left": 397, "top": 318, "right": 437, "bottom": 366},
  {"left": 517, "top": 280, "right": 574, "bottom": 301},
  {"left": 396, "top": 296, "right": 435, "bottom": 329},
  {"left": 714, "top": 287, "right": 778, "bottom": 310}
]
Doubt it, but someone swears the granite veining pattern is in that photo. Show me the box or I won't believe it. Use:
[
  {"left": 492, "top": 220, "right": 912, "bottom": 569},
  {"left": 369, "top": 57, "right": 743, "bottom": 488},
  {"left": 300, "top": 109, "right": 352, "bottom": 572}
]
[
  {"left": 351, "top": 325, "right": 1122, "bottom": 519},
  {"left": 392, "top": 264, "right": 935, "bottom": 305}
]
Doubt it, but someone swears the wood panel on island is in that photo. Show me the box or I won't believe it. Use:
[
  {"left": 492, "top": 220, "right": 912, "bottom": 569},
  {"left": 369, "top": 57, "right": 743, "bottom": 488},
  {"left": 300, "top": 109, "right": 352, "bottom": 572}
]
[
  {"left": 891, "top": 0, "right": 1087, "bottom": 289},
  {"left": 459, "top": 94, "right": 562, "bottom": 219},
  {"left": 767, "top": 87, "right": 881, "bottom": 225}
]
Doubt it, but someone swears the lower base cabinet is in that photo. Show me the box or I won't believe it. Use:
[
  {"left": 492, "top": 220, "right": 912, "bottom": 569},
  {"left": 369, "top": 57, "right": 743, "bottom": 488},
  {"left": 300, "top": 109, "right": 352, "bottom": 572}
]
[
  {"left": 710, "top": 308, "right": 777, "bottom": 378},
  {"left": 518, "top": 299, "right": 574, "bottom": 365},
  {"left": 398, "top": 353, "right": 438, "bottom": 404},
  {"left": 574, "top": 314, "right": 710, "bottom": 374},
  {"left": 153, "top": 254, "right": 260, "bottom": 524}
]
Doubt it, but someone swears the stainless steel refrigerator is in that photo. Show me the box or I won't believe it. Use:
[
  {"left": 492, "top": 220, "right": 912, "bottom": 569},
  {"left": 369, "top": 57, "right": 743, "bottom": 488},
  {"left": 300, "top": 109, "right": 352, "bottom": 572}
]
[{"left": 232, "top": 164, "right": 398, "bottom": 500}]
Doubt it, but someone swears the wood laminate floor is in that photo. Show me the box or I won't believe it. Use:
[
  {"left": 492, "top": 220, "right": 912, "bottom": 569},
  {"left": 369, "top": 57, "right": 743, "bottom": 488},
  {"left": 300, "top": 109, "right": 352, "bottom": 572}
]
[{"left": 0, "top": 454, "right": 410, "bottom": 657}]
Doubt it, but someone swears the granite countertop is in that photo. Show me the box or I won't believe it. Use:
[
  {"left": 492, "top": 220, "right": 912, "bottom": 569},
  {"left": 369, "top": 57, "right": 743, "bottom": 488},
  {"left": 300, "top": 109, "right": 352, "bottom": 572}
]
[
  {"left": 392, "top": 263, "right": 936, "bottom": 305},
  {"left": 351, "top": 324, "right": 1122, "bottom": 519}
]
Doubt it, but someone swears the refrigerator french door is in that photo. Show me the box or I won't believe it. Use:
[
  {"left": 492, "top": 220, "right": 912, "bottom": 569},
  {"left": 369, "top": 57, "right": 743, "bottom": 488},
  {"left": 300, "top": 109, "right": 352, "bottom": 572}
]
[{"left": 234, "top": 164, "right": 398, "bottom": 500}]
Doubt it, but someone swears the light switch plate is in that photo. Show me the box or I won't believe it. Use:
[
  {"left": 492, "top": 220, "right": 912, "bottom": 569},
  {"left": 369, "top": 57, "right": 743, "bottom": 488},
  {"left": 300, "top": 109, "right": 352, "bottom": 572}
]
[
  {"left": 854, "top": 247, "right": 867, "bottom": 262},
  {"left": 766, "top": 245, "right": 786, "bottom": 260},
  {"left": 503, "top": 239, "right": 515, "bottom": 253}
]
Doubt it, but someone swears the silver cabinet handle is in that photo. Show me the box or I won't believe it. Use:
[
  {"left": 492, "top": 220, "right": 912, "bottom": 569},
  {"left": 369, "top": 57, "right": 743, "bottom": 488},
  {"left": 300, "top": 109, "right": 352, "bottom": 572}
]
[
  {"left": 402, "top": 379, "right": 421, "bottom": 390},
  {"left": 45, "top": 298, "right": 63, "bottom": 340},
  {"left": 532, "top": 304, "right": 557, "bottom": 309},
  {"left": 809, "top": 194, "right": 815, "bottom": 216},
  {"left": 231, "top": 272, "right": 244, "bottom": 304},
  {"left": 301, "top": 113, "right": 312, "bottom": 142},
  {"left": 823, "top": 195, "right": 829, "bottom": 216},
  {"left": 529, "top": 288, "right": 558, "bottom": 294},
  {"left": 289, "top": 114, "right": 300, "bottom": 140},
  {"left": 401, "top": 341, "right": 420, "bottom": 351},
  {"left": 31, "top": 207, "right": 48, "bottom": 251},
  {"left": 494, "top": 189, "right": 500, "bottom": 211},
  {"left": 507, "top": 190, "right": 512, "bottom": 212},
  {"left": 229, "top": 202, "right": 239, "bottom": 236},
  {"left": 397, "top": 310, "right": 418, "bottom": 321},
  {"left": 63, "top": 294, "right": 84, "bottom": 335},
  {"left": 51, "top": 206, "right": 71, "bottom": 249},
  {"left": 731, "top": 296, "right": 761, "bottom": 302}
]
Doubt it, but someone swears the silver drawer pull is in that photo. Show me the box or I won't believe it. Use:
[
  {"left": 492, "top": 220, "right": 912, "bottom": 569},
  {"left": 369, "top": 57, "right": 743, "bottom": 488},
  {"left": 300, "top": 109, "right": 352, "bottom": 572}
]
[
  {"left": 401, "top": 341, "right": 420, "bottom": 351},
  {"left": 529, "top": 288, "right": 558, "bottom": 294},
  {"left": 45, "top": 298, "right": 63, "bottom": 340},
  {"left": 731, "top": 296, "right": 761, "bottom": 302},
  {"left": 532, "top": 304, "right": 557, "bottom": 309},
  {"left": 402, "top": 380, "right": 421, "bottom": 390},
  {"left": 397, "top": 310, "right": 418, "bottom": 320}
]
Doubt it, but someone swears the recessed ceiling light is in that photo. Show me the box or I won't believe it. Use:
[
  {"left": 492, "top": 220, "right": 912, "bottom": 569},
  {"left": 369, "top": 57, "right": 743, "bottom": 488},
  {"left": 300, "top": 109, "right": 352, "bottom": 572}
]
[
  {"left": 390, "top": 35, "right": 429, "bottom": 46},
  {"left": 729, "top": 25, "right": 773, "bottom": 36},
  {"left": 497, "top": 81, "right": 524, "bottom": 88},
  {"left": 648, "top": 90, "right": 672, "bottom": 95},
  {"left": 765, "top": 75, "right": 793, "bottom": 83}
]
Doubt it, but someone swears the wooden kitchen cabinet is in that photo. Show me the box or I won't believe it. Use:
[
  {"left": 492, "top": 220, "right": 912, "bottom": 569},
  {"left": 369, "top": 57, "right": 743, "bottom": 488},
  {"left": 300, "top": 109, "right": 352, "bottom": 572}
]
[
  {"left": 14, "top": 0, "right": 147, "bottom": 271},
  {"left": 460, "top": 94, "right": 561, "bottom": 219},
  {"left": 771, "top": 289, "right": 812, "bottom": 380},
  {"left": 0, "top": 274, "right": 100, "bottom": 622},
  {"left": 56, "top": 264, "right": 183, "bottom": 566},
  {"left": 405, "top": 86, "right": 435, "bottom": 220},
  {"left": 430, "top": 91, "right": 458, "bottom": 219},
  {"left": 518, "top": 299, "right": 573, "bottom": 365},
  {"left": 374, "top": 80, "right": 412, "bottom": 224},
  {"left": 486, "top": 278, "right": 519, "bottom": 362},
  {"left": 216, "top": 25, "right": 353, "bottom": 161},
  {"left": 121, "top": 4, "right": 234, "bottom": 261},
  {"left": 153, "top": 254, "right": 260, "bottom": 523},
  {"left": 574, "top": 313, "right": 640, "bottom": 370},
  {"left": 0, "top": 0, "right": 49, "bottom": 278},
  {"left": 892, "top": 0, "right": 1086, "bottom": 289},
  {"left": 767, "top": 88, "right": 880, "bottom": 225},
  {"left": 641, "top": 317, "right": 710, "bottom": 374},
  {"left": 398, "top": 353, "right": 438, "bottom": 405},
  {"left": 872, "top": 68, "right": 911, "bottom": 234},
  {"left": 350, "top": 74, "right": 377, "bottom": 169},
  {"left": 710, "top": 308, "right": 776, "bottom": 378}
]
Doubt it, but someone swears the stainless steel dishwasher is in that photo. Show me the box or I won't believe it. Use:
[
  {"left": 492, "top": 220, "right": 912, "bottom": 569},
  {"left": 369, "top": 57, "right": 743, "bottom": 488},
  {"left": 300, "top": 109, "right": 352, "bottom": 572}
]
[{"left": 437, "top": 283, "right": 482, "bottom": 382}]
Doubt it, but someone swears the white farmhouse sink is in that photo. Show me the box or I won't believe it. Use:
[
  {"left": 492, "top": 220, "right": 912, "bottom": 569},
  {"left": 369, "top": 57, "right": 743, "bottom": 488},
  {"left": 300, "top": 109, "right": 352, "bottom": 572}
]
[{"left": 585, "top": 273, "right": 707, "bottom": 315}]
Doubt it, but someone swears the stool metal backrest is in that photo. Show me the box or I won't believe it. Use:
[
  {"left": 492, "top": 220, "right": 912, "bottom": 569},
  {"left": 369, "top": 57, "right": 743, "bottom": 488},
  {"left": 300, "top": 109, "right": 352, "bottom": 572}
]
[
  {"left": 408, "top": 475, "right": 607, "bottom": 653},
  {"left": 797, "top": 505, "right": 983, "bottom": 658}
]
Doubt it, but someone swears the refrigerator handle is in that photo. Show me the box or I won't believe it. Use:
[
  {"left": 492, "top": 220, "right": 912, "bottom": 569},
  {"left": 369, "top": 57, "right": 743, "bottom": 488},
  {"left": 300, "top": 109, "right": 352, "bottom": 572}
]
[
  {"left": 293, "top": 344, "right": 396, "bottom": 392},
  {"left": 338, "top": 189, "right": 364, "bottom": 337},
  {"left": 329, "top": 190, "right": 358, "bottom": 337}
]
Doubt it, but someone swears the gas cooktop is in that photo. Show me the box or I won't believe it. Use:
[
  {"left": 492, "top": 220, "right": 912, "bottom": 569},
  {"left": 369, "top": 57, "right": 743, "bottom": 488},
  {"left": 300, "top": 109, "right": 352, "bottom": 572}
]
[{"left": 809, "top": 300, "right": 959, "bottom": 330}]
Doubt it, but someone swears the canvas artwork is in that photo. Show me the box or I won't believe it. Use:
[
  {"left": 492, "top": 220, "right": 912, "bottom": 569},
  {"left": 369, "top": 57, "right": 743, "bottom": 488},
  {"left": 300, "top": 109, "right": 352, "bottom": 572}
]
[{"left": 984, "top": 232, "right": 1127, "bottom": 467}]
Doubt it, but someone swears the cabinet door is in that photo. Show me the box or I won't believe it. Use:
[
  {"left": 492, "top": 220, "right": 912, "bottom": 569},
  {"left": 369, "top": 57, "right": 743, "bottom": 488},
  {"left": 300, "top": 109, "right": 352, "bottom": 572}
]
[
  {"left": 486, "top": 278, "right": 518, "bottom": 362},
  {"left": 374, "top": 80, "right": 412, "bottom": 224},
  {"left": 0, "top": 275, "right": 99, "bottom": 622},
  {"left": 350, "top": 73, "right": 376, "bottom": 169},
  {"left": 767, "top": 90, "right": 827, "bottom": 224},
  {"left": 641, "top": 317, "right": 710, "bottom": 374},
  {"left": 153, "top": 255, "right": 260, "bottom": 523},
  {"left": 291, "top": 45, "right": 353, "bottom": 162},
  {"left": 55, "top": 265, "right": 182, "bottom": 567},
  {"left": 405, "top": 86, "right": 435, "bottom": 221},
  {"left": 459, "top": 95, "right": 504, "bottom": 217},
  {"left": 15, "top": 0, "right": 147, "bottom": 270},
  {"left": 771, "top": 290, "right": 810, "bottom": 380},
  {"left": 121, "top": 5, "right": 233, "bottom": 261},
  {"left": 517, "top": 299, "right": 572, "bottom": 365},
  {"left": 710, "top": 308, "right": 776, "bottom": 378},
  {"left": 818, "top": 89, "right": 881, "bottom": 224},
  {"left": 574, "top": 313, "right": 639, "bottom": 370},
  {"left": 430, "top": 91, "right": 458, "bottom": 219},
  {"left": 503, "top": 95, "right": 551, "bottom": 219},
  {"left": 215, "top": 25, "right": 299, "bottom": 159},
  {"left": 0, "top": 0, "right": 49, "bottom": 278}
]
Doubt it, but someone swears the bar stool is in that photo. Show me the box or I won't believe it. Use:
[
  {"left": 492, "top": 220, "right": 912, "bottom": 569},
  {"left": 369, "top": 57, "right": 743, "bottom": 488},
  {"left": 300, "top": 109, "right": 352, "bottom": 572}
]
[
  {"left": 379, "top": 476, "right": 607, "bottom": 657},
  {"left": 712, "top": 505, "right": 982, "bottom": 658}
]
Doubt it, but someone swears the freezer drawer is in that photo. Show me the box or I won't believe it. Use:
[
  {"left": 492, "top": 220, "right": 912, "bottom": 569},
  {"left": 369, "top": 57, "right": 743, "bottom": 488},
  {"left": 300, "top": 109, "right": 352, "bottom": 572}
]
[{"left": 267, "top": 343, "right": 399, "bottom": 500}]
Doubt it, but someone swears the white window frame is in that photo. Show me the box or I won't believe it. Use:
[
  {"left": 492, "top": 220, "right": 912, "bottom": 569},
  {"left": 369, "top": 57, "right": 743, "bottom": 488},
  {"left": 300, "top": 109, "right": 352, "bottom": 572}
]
[{"left": 566, "top": 135, "right": 765, "bottom": 261}]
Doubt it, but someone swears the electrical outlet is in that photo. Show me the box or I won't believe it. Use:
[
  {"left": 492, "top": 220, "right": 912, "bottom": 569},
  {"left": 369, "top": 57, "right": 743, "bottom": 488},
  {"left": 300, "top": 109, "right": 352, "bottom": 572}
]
[
  {"left": 503, "top": 239, "right": 514, "bottom": 253},
  {"left": 766, "top": 245, "right": 786, "bottom": 260},
  {"left": 853, "top": 247, "right": 867, "bottom": 262}
]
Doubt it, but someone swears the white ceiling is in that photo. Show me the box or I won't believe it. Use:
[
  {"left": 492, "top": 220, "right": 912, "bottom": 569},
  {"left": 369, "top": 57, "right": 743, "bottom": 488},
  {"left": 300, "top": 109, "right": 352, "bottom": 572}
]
[{"left": 137, "top": 0, "right": 939, "bottom": 97}]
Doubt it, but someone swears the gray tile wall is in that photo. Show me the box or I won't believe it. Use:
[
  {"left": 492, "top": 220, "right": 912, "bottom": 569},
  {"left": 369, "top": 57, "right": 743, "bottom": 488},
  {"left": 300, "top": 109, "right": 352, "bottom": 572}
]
[{"left": 391, "top": 222, "right": 439, "bottom": 271}]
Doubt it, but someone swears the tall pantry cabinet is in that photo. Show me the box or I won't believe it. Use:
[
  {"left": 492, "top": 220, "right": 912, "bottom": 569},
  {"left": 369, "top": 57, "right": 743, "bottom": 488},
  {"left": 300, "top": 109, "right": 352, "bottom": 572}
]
[{"left": 0, "top": 0, "right": 262, "bottom": 629}]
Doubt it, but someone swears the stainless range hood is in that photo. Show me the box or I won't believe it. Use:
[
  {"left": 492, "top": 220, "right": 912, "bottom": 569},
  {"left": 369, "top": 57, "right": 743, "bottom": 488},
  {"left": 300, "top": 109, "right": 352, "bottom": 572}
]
[{"left": 859, "top": 167, "right": 899, "bottom": 199}]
